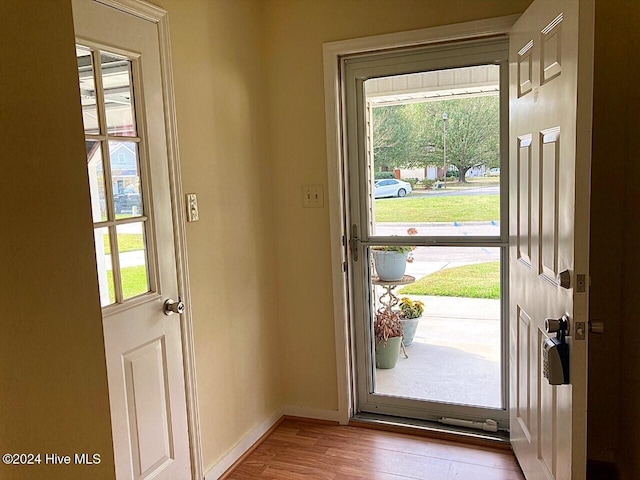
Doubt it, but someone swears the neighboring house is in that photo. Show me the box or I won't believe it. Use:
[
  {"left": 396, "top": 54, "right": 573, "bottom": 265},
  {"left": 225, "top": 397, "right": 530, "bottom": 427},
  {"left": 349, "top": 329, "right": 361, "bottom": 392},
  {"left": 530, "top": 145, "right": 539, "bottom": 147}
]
[
  {"left": 397, "top": 165, "right": 486, "bottom": 180},
  {"left": 109, "top": 142, "right": 139, "bottom": 196},
  {"left": 86, "top": 141, "right": 141, "bottom": 217}
]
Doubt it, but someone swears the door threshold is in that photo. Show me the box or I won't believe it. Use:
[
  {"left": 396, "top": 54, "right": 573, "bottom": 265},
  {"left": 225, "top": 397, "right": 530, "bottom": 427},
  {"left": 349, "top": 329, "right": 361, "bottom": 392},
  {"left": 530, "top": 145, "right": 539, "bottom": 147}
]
[{"left": 350, "top": 413, "right": 511, "bottom": 450}]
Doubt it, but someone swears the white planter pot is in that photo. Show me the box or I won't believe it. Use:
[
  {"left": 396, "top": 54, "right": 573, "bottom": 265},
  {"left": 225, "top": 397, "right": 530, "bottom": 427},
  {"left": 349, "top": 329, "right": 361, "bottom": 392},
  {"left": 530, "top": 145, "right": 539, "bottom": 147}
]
[
  {"left": 372, "top": 250, "right": 408, "bottom": 281},
  {"left": 400, "top": 316, "right": 421, "bottom": 346}
]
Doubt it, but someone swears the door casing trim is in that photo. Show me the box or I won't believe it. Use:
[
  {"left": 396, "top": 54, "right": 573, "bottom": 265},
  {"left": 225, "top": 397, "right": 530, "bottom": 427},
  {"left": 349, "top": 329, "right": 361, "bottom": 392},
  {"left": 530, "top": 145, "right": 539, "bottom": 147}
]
[
  {"left": 322, "top": 15, "right": 520, "bottom": 425},
  {"left": 93, "top": 1, "right": 203, "bottom": 478}
]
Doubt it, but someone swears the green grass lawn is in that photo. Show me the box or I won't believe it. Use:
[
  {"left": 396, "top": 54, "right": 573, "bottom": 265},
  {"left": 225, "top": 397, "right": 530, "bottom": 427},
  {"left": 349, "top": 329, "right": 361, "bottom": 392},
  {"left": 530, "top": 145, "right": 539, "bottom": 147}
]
[
  {"left": 107, "top": 265, "right": 149, "bottom": 302},
  {"left": 399, "top": 261, "right": 500, "bottom": 299},
  {"left": 103, "top": 234, "right": 145, "bottom": 255},
  {"left": 374, "top": 195, "right": 499, "bottom": 223}
]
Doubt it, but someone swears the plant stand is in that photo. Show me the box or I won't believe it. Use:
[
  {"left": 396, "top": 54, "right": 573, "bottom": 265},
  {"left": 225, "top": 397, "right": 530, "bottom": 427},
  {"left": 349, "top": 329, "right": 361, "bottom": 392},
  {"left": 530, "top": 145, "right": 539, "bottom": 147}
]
[{"left": 372, "top": 274, "right": 415, "bottom": 358}]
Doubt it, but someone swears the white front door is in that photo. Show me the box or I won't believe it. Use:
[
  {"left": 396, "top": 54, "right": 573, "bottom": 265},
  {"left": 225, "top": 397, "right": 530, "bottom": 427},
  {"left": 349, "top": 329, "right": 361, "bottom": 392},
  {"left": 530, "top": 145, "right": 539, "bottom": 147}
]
[
  {"left": 509, "top": 0, "right": 593, "bottom": 478},
  {"left": 73, "top": 1, "right": 192, "bottom": 478}
]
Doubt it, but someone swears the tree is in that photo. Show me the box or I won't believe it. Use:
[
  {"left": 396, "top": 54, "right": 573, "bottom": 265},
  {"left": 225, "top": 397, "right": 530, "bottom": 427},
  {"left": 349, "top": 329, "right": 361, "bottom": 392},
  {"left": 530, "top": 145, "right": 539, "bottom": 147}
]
[
  {"left": 372, "top": 95, "right": 500, "bottom": 183},
  {"left": 371, "top": 105, "right": 412, "bottom": 171}
]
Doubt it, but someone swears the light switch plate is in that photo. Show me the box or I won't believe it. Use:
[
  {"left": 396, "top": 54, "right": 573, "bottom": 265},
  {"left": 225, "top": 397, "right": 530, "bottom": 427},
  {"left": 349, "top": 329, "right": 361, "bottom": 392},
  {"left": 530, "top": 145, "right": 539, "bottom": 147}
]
[
  {"left": 303, "top": 185, "right": 324, "bottom": 208},
  {"left": 186, "top": 193, "right": 199, "bottom": 222}
]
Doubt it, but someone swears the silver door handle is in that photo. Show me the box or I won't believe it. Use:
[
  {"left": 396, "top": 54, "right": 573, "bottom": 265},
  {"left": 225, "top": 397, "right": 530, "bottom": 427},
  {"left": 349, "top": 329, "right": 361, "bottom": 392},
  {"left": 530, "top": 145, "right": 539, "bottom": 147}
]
[
  {"left": 557, "top": 269, "right": 571, "bottom": 289},
  {"left": 545, "top": 315, "right": 569, "bottom": 334},
  {"left": 163, "top": 297, "right": 185, "bottom": 316}
]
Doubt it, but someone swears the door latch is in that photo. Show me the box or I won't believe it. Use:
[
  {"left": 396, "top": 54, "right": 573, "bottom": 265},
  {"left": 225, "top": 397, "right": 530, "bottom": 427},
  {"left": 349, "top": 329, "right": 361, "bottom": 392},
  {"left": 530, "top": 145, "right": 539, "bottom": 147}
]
[{"left": 349, "top": 224, "right": 359, "bottom": 262}]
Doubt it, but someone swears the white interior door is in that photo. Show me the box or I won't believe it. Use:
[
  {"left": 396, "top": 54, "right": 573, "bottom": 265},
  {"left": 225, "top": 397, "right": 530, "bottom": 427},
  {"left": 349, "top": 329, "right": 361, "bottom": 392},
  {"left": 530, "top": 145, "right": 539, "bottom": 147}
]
[
  {"left": 509, "top": 0, "right": 593, "bottom": 478},
  {"left": 73, "top": 1, "right": 192, "bottom": 478}
]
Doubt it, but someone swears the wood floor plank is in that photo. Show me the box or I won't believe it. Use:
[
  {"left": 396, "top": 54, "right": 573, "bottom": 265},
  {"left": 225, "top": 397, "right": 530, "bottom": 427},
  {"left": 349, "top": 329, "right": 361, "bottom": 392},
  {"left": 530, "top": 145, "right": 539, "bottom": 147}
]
[
  {"left": 224, "top": 418, "right": 524, "bottom": 480},
  {"left": 447, "top": 460, "right": 525, "bottom": 480}
]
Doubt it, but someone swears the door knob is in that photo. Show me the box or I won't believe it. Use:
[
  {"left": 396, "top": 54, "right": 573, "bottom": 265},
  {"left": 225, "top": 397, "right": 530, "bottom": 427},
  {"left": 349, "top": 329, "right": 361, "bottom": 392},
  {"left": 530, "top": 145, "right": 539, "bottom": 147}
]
[
  {"left": 163, "top": 297, "right": 185, "bottom": 316},
  {"left": 557, "top": 269, "right": 571, "bottom": 289},
  {"left": 545, "top": 315, "right": 569, "bottom": 334}
]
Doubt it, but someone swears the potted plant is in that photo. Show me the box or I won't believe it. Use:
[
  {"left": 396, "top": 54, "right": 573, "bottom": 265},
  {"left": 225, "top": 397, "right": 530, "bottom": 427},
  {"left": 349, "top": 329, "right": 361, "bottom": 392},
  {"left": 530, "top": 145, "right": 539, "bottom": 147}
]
[
  {"left": 371, "top": 245, "right": 413, "bottom": 281},
  {"left": 373, "top": 308, "right": 403, "bottom": 369},
  {"left": 371, "top": 228, "right": 418, "bottom": 281},
  {"left": 398, "top": 297, "right": 424, "bottom": 346}
]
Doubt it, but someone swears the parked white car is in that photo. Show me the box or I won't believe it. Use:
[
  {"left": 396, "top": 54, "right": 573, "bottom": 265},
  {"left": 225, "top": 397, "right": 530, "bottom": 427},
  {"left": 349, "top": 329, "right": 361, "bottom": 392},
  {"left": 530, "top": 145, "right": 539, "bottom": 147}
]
[{"left": 374, "top": 179, "right": 413, "bottom": 198}]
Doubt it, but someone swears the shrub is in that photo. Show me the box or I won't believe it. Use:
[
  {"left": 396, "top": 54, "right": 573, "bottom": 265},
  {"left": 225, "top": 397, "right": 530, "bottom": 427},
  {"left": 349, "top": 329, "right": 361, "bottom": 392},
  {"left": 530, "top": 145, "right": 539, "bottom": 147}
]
[
  {"left": 374, "top": 171, "right": 396, "bottom": 180},
  {"left": 421, "top": 179, "right": 435, "bottom": 189},
  {"left": 403, "top": 177, "right": 419, "bottom": 186}
]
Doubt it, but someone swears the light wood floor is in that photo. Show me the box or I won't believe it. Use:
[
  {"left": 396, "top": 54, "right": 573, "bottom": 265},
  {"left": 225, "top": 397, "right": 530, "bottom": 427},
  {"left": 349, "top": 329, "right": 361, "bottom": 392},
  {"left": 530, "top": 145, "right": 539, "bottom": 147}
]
[{"left": 224, "top": 418, "right": 525, "bottom": 480}]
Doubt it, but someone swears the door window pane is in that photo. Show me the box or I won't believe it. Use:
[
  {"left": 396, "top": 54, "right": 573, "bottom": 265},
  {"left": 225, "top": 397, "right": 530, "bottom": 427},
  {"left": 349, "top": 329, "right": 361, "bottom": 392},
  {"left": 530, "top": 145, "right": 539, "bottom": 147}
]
[
  {"left": 110, "top": 141, "right": 143, "bottom": 218},
  {"left": 100, "top": 52, "right": 136, "bottom": 136},
  {"left": 76, "top": 46, "right": 99, "bottom": 134},
  {"left": 371, "top": 245, "right": 502, "bottom": 409},
  {"left": 94, "top": 227, "right": 115, "bottom": 306},
  {"left": 117, "top": 223, "right": 149, "bottom": 300},
  {"left": 86, "top": 140, "right": 108, "bottom": 222},
  {"left": 366, "top": 65, "right": 501, "bottom": 238}
]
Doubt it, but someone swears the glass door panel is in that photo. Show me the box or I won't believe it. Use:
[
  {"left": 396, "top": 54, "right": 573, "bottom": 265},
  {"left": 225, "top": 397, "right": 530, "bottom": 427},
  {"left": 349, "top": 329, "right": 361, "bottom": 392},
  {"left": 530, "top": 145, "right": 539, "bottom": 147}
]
[
  {"left": 100, "top": 51, "right": 136, "bottom": 136},
  {"left": 116, "top": 223, "right": 150, "bottom": 300},
  {"left": 77, "top": 46, "right": 99, "bottom": 134},
  {"left": 109, "top": 141, "right": 143, "bottom": 218},
  {"left": 94, "top": 226, "right": 115, "bottom": 307},
  {"left": 370, "top": 246, "right": 502, "bottom": 409},
  {"left": 86, "top": 140, "right": 108, "bottom": 222},
  {"left": 77, "top": 43, "right": 154, "bottom": 308},
  {"left": 345, "top": 40, "right": 509, "bottom": 428},
  {"left": 366, "top": 65, "right": 502, "bottom": 239}
]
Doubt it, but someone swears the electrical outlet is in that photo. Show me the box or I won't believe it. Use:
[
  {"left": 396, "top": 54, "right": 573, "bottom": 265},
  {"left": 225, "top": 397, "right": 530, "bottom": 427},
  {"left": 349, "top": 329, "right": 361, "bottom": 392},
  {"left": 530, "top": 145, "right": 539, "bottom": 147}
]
[
  {"left": 186, "top": 193, "right": 199, "bottom": 222},
  {"left": 303, "top": 185, "right": 324, "bottom": 208}
]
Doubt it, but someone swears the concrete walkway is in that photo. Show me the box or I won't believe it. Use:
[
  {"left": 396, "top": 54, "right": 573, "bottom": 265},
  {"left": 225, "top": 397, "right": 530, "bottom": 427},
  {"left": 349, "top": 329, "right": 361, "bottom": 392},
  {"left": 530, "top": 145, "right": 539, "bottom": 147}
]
[{"left": 375, "top": 295, "right": 503, "bottom": 409}]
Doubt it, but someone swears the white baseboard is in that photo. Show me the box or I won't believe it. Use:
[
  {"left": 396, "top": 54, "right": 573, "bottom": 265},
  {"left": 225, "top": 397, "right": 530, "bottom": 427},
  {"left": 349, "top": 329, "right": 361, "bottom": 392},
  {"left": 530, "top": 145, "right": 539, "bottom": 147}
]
[
  {"left": 283, "top": 405, "right": 344, "bottom": 423},
  {"left": 204, "top": 408, "right": 283, "bottom": 480}
]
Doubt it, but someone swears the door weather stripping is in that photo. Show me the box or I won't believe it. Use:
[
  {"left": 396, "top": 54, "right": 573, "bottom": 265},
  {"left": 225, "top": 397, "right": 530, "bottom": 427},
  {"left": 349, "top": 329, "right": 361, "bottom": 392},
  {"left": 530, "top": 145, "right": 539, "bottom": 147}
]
[
  {"left": 350, "top": 224, "right": 359, "bottom": 262},
  {"left": 439, "top": 417, "right": 498, "bottom": 432}
]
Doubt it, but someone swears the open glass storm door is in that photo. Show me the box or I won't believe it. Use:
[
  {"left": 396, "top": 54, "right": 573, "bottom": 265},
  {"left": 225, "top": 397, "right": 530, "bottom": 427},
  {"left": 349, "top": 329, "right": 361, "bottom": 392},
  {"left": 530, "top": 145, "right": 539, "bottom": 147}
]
[{"left": 345, "top": 39, "right": 510, "bottom": 428}]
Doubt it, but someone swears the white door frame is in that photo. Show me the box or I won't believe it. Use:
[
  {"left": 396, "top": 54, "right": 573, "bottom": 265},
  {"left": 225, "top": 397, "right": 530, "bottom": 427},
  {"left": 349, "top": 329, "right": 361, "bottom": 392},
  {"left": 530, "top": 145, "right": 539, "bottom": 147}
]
[
  {"left": 322, "top": 15, "right": 520, "bottom": 425},
  {"left": 93, "top": 1, "right": 203, "bottom": 478}
]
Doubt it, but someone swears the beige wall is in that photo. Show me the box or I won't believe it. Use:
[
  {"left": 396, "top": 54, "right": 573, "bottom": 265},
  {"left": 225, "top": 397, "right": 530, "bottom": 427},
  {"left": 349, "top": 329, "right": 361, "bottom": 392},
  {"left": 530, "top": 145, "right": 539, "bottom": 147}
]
[
  {"left": 154, "top": 0, "right": 282, "bottom": 473},
  {"left": 0, "top": 1, "right": 115, "bottom": 479},
  {"left": 264, "top": 0, "right": 532, "bottom": 413}
]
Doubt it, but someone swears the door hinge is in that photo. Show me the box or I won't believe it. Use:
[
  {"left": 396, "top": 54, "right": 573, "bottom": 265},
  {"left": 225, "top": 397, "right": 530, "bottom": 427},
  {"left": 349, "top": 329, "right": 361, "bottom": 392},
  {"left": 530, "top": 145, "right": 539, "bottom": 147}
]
[{"left": 349, "top": 224, "right": 359, "bottom": 262}]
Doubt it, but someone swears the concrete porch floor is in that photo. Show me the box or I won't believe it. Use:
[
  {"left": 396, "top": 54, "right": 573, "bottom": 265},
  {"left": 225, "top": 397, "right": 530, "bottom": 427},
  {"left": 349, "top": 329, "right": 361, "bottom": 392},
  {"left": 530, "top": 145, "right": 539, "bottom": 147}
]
[{"left": 375, "top": 295, "right": 503, "bottom": 409}]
